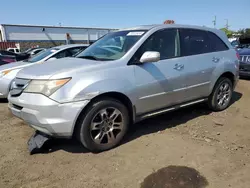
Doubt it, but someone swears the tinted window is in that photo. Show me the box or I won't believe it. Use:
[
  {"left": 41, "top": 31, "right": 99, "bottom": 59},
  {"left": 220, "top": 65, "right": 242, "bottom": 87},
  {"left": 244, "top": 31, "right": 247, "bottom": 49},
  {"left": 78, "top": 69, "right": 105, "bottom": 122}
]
[
  {"left": 68, "top": 47, "right": 84, "bottom": 56},
  {"left": 179, "top": 29, "right": 210, "bottom": 56},
  {"left": 33, "top": 49, "right": 43, "bottom": 54},
  {"left": 9, "top": 49, "right": 14, "bottom": 52},
  {"left": 16, "top": 49, "right": 20, "bottom": 53},
  {"left": 52, "top": 49, "right": 71, "bottom": 59},
  {"left": 207, "top": 32, "right": 229, "bottom": 51},
  {"left": 132, "top": 29, "right": 179, "bottom": 62}
]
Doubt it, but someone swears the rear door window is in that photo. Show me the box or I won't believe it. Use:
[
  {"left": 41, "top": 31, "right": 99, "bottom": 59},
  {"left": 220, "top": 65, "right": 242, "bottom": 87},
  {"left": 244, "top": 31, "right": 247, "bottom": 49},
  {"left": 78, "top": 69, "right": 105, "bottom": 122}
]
[{"left": 179, "top": 29, "right": 211, "bottom": 56}]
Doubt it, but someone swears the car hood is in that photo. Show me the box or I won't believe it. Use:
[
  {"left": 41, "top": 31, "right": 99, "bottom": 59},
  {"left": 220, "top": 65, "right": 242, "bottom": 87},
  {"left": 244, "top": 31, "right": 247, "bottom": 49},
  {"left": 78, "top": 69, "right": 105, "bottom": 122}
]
[
  {"left": 0, "top": 61, "right": 30, "bottom": 71},
  {"left": 238, "top": 48, "right": 250, "bottom": 55},
  {"left": 16, "top": 57, "right": 105, "bottom": 79}
]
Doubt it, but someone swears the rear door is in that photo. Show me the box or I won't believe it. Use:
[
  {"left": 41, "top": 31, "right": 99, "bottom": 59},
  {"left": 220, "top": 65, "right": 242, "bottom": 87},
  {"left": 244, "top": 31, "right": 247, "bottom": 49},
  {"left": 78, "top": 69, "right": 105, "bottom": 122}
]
[{"left": 178, "top": 29, "right": 218, "bottom": 101}]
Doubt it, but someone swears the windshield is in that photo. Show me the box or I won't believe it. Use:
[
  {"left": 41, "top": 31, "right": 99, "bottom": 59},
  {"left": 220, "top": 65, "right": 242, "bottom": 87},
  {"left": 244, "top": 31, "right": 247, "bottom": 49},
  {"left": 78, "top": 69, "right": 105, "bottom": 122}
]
[
  {"left": 76, "top": 30, "right": 147, "bottom": 61},
  {"left": 24, "top": 48, "right": 59, "bottom": 63}
]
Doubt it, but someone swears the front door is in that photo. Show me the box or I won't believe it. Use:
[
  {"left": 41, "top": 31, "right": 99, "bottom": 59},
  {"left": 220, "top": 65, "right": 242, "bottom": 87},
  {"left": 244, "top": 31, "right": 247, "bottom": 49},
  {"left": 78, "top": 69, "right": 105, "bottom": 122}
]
[{"left": 131, "top": 28, "right": 186, "bottom": 115}]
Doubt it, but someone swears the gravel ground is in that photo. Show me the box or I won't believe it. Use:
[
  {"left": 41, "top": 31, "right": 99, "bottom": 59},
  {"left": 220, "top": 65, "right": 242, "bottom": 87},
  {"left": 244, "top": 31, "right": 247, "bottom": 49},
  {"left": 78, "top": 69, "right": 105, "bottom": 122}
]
[{"left": 0, "top": 80, "right": 250, "bottom": 188}]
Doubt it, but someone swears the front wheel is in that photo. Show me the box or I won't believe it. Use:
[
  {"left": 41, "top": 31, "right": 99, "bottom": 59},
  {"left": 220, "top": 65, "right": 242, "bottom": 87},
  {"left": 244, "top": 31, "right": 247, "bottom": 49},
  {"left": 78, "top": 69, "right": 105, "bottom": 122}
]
[
  {"left": 76, "top": 98, "right": 129, "bottom": 152},
  {"left": 208, "top": 77, "right": 233, "bottom": 111}
]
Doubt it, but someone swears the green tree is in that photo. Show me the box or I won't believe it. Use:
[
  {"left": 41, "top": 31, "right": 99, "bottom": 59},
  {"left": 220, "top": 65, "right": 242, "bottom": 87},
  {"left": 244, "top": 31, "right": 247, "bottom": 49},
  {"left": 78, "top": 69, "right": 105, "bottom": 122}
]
[
  {"left": 237, "top": 28, "right": 250, "bottom": 38},
  {"left": 220, "top": 28, "right": 234, "bottom": 38}
]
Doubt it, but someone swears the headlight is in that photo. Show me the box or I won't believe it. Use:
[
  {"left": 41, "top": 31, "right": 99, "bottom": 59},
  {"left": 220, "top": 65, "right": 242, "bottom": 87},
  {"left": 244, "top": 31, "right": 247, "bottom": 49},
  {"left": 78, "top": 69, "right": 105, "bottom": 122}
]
[
  {"left": 0, "top": 70, "right": 12, "bottom": 78},
  {"left": 24, "top": 78, "right": 71, "bottom": 96}
]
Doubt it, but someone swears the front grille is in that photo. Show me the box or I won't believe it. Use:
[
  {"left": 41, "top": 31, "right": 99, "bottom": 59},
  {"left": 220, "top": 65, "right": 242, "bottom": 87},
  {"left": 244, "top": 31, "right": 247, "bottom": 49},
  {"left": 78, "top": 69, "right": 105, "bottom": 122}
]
[
  {"left": 9, "top": 78, "right": 30, "bottom": 97},
  {"left": 240, "top": 55, "right": 250, "bottom": 64}
]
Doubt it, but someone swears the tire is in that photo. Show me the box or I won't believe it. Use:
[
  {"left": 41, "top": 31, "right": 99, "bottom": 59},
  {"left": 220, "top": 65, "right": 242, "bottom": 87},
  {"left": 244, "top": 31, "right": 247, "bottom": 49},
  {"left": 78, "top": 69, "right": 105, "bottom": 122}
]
[
  {"left": 76, "top": 98, "right": 129, "bottom": 152},
  {"left": 208, "top": 77, "right": 233, "bottom": 111}
]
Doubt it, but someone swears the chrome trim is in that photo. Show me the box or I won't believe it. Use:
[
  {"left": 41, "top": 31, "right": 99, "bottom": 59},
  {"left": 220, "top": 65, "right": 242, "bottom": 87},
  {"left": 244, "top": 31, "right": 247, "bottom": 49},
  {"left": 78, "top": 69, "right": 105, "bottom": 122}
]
[
  {"left": 139, "top": 92, "right": 166, "bottom": 100},
  {"left": 141, "top": 98, "right": 207, "bottom": 119},
  {"left": 173, "top": 81, "right": 210, "bottom": 92},
  {"left": 179, "top": 99, "right": 206, "bottom": 107},
  {"left": 142, "top": 107, "right": 176, "bottom": 118}
]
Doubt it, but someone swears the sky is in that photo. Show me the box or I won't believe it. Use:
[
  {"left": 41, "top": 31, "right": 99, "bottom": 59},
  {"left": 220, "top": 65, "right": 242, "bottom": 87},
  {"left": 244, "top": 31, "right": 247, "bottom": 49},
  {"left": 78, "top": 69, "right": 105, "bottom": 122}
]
[{"left": 0, "top": 0, "right": 249, "bottom": 31}]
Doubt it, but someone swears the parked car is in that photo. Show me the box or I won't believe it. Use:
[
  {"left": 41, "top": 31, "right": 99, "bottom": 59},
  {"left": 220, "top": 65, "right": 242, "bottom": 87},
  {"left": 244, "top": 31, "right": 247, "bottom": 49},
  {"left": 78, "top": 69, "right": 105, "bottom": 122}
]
[
  {"left": 238, "top": 46, "right": 250, "bottom": 77},
  {"left": 0, "top": 44, "right": 89, "bottom": 98},
  {"left": 0, "top": 55, "right": 16, "bottom": 66},
  {"left": 8, "top": 24, "right": 239, "bottom": 152},
  {"left": 24, "top": 48, "right": 46, "bottom": 57},
  {"left": 231, "top": 40, "right": 239, "bottom": 48},
  {"left": 7, "top": 47, "right": 20, "bottom": 53},
  {"left": 0, "top": 50, "right": 30, "bottom": 61}
]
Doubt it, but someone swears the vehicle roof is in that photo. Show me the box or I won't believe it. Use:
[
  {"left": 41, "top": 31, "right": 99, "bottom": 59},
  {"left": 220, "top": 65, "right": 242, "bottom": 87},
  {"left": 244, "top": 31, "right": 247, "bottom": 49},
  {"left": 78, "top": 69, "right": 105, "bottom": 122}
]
[
  {"left": 119, "top": 24, "right": 219, "bottom": 33},
  {"left": 52, "top": 44, "right": 89, "bottom": 50}
]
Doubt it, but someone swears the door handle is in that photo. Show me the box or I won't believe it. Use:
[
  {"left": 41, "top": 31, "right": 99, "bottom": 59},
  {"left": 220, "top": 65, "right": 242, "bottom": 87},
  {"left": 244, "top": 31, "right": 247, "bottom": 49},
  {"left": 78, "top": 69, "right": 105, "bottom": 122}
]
[
  {"left": 212, "top": 57, "right": 220, "bottom": 63},
  {"left": 174, "top": 63, "right": 184, "bottom": 70}
]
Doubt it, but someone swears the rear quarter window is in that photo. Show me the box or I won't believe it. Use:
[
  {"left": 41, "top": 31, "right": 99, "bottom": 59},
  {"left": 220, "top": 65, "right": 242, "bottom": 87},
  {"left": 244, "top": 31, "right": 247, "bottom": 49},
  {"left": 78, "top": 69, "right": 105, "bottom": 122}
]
[{"left": 207, "top": 32, "right": 229, "bottom": 52}]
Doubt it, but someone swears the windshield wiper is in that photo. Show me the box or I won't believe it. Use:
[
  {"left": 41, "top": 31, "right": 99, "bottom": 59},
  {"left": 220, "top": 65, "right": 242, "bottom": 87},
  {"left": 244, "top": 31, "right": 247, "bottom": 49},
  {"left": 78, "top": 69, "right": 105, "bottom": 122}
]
[{"left": 78, "top": 55, "right": 99, "bottom": 60}]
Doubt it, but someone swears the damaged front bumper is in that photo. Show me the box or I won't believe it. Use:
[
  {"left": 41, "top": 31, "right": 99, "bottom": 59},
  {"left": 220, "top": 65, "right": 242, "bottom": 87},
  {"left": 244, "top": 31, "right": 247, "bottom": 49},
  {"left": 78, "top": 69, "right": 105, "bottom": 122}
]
[{"left": 28, "top": 131, "right": 51, "bottom": 155}]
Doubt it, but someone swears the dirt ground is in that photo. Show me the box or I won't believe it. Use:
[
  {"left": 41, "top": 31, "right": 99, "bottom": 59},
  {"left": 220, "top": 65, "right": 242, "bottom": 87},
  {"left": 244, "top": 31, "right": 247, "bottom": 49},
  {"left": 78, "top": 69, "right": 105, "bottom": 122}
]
[{"left": 0, "top": 80, "right": 250, "bottom": 188}]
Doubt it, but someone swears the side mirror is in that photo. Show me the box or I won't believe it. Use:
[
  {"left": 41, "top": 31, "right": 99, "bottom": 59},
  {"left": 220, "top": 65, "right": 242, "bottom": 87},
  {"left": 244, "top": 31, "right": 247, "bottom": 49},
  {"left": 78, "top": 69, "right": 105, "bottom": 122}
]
[
  {"left": 139, "top": 51, "right": 160, "bottom": 63},
  {"left": 47, "top": 57, "right": 57, "bottom": 61}
]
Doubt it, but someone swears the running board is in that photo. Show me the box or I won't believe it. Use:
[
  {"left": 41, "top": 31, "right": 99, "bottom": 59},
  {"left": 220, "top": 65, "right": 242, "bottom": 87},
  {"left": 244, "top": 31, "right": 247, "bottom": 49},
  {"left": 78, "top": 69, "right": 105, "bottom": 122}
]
[{"left": 137, "top": 98, "right": 207, "bottom": 121}]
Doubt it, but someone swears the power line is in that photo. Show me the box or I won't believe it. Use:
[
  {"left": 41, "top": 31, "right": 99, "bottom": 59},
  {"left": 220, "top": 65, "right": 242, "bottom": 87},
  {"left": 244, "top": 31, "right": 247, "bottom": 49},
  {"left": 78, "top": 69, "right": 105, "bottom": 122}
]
[
  {"left": 212, "top": 16, "right": 216, "bottom": 28},
  {"left": 225, "top": 19, "right": 230, "bottom": 29}
]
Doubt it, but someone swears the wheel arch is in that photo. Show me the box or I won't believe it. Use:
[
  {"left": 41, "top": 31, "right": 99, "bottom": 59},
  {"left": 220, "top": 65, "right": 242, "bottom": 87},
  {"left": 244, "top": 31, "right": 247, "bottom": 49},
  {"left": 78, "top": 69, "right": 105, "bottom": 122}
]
[
  {"left": 72, "top": 91, "right": 135, "bottom": 137},
  {"left": 210, "top": 71, "right": 236, "bottom": 95}
]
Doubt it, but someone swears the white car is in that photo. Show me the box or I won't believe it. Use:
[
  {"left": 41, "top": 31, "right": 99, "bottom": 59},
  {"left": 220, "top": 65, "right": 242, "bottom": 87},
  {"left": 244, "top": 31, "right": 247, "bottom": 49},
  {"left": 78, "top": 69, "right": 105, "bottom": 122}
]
[
  {"left": 7, "top": 48, "right": 20, "bottom": 54},
  {"left": 0, "top": 44, "right": 89, "bottom": 98}
]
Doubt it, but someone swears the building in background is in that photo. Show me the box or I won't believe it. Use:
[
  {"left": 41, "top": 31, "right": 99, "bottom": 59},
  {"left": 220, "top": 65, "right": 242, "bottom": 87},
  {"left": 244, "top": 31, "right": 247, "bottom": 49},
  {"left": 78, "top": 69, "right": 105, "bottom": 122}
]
[{"left": 0, "top": 24, "right": 115, "bottom": 50}]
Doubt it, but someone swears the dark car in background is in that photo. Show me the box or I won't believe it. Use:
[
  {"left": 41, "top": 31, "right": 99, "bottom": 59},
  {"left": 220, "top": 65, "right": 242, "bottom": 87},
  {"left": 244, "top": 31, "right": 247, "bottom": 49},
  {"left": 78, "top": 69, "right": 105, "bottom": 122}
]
[
  {"left": 0, "top": 55, "right": 16, "bottom": 66},
  {"left": 238, "top": 37, "right": 250, "bottom": 78},
  {"left": 0, "top": 50, "right": 30, "bottom": 61},
  {"left": 238, "top": 47, "right": 250, "bottom": 77}
]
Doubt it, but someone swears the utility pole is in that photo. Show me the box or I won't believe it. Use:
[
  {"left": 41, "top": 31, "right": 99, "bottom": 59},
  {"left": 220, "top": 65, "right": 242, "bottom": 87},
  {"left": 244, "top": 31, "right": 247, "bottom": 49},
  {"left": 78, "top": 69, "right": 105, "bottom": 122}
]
[
  {"left": 225, "top": 19, "right": 229, "bottom": 29},
  {"left": 212, "top": 16, "right": 216, "bottom": 28}
]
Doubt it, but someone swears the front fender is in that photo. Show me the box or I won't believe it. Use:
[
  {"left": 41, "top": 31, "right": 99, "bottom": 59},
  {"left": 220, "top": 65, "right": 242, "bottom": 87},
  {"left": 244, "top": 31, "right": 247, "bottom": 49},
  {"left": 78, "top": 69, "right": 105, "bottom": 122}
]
[
  {"left": 50, "top": 65, "right": 136, "bottom": 104},
  {"left": 74, "top": 78, "right": 135, "bottom": 102}
]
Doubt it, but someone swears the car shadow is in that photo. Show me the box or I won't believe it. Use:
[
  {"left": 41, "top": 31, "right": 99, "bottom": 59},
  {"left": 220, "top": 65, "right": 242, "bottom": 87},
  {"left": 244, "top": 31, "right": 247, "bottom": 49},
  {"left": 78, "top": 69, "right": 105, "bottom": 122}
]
[
  {"left": 122, "top": 91, "right": 242, "bottom": 147},
  {"left": 240, "top": 76, "right": 250, "bottom": 81},
  {"left": 41, "top": 138, "right": 89, "bottom": 154},
  {"left": 0, "top": 98, "right": 8, "bottom": 103},
  {"left": 39, "top": 91, "right": 242, "bottom": 154}
]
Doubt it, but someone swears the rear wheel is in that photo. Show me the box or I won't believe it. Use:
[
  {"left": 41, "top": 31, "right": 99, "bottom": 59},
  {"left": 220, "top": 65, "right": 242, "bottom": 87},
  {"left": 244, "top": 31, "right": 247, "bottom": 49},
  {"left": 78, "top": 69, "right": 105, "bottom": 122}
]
[
  {"left": 76, "top": 98, "right": 129, "bottom": 152},
  {"left": 208, "top": 77, "right": 233, "bottom": 111}
]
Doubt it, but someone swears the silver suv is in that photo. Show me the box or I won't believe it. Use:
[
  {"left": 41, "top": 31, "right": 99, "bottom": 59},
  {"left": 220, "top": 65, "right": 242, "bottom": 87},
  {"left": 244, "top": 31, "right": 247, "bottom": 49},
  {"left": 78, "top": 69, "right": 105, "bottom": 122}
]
[{"left": 8, "top": 24, "right": 239, "bottom": 152}]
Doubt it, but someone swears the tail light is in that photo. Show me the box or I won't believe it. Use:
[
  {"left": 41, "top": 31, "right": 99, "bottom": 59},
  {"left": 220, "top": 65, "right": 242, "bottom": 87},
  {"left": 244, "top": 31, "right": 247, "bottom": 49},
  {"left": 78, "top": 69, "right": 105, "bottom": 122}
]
[
  {"left": 235, "top": 52, "right": 240, "bottom": 70},
  {"left": 236, "top": 52, "right": 240, "bottom": 60}
]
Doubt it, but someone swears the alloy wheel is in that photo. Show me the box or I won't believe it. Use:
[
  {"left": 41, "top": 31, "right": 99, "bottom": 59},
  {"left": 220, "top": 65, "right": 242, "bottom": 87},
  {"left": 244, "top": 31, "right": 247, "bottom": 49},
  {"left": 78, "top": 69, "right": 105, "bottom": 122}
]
[
  {"left": 90, "top": 107, "right": 124, "bottom": 145},
  {"left": 216, "top": 82, "right": 232, "bottom": 108}
]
